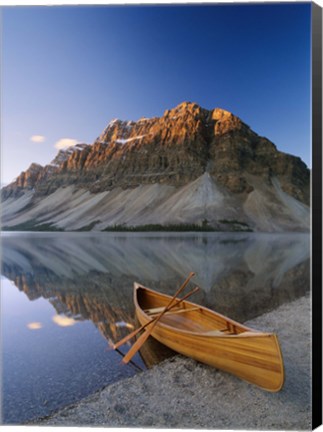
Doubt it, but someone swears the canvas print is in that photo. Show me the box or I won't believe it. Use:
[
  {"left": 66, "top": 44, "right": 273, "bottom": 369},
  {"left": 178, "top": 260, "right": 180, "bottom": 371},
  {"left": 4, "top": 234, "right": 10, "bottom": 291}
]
[{"left": 0, "top": 2, "right": 320, "bottom": 429}]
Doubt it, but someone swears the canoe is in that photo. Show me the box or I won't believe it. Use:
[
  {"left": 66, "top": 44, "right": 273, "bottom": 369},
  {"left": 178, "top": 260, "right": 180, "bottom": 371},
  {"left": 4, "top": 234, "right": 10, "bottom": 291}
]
[{"left": 134, "top": 283, "right": 284, "bottom": 392}]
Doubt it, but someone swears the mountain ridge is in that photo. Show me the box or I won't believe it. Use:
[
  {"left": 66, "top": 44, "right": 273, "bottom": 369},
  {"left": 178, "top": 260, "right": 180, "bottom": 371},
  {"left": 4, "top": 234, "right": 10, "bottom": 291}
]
[{"left": 1, "top": 101, "right": 310, "bottom": 232}]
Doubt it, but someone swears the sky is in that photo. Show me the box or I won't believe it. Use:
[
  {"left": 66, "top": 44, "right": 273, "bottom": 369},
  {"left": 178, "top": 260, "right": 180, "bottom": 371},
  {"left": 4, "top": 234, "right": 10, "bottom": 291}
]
[{"left": 1, "top": 2, "right": 312, "bottom": 185}]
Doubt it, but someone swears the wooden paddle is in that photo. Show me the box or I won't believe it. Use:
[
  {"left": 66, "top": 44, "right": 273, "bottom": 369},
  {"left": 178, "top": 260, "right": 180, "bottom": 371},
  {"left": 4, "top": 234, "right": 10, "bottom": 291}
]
[
  {"left": 122, "top": 272, "right": 196, "bottom": 364},
  {"left": 113, "top": 284, "right": 199, "bottom": 350}
]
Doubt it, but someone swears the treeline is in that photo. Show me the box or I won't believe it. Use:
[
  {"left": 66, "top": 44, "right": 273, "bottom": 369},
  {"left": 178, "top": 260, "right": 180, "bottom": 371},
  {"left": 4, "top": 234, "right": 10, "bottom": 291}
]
[{"left": 102, "top": 223, "right": 217, "bottom": 232}]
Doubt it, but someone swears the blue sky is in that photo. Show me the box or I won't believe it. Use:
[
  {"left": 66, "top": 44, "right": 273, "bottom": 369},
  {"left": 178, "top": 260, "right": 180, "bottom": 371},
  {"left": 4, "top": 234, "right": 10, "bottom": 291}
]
[{"left": 1, "top": 3, "right": 311, "bottom": 185}]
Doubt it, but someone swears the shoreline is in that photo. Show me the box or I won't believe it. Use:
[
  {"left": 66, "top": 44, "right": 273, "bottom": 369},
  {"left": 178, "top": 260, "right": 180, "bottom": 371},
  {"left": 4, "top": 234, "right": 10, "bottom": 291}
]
[{"left": 32, "top": 293, "right": 312, "bottom": 430}]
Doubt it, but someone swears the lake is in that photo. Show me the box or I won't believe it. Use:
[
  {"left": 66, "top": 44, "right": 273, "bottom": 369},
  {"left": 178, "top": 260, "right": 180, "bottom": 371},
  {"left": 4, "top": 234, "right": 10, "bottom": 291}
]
[{"left": 1, "top": 231, "right": 310, "bottom": 424}]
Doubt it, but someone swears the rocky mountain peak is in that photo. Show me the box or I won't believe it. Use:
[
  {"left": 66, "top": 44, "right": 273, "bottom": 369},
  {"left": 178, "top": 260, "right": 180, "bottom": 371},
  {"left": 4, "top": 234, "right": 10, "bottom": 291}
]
[
  {"left": 12, "top": 162, "right": 43, "bottom": 190},
  {"left": 212, "top": 107, "right": 250, "bottom": 135},
  {"left": 163, "top": 101, "right": 209, "bottom": 120},
  {"left": 165, "top": 101, "right": 200, "bottom": 114},
  {"left": 97, "top": 118, "right": 136, "bottom": 144},
  {"left": 50, "top": 143, "right": 90, "bottom": 167},
  {"left": 1, "top": 101, "right": 310, "bottom": 232}
]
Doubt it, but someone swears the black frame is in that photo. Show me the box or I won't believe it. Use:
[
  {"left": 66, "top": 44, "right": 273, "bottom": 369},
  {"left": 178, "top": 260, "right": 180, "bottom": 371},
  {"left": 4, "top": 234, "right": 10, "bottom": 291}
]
[{"left": 312, "top": 2, "right": 322, "bottom": 429}]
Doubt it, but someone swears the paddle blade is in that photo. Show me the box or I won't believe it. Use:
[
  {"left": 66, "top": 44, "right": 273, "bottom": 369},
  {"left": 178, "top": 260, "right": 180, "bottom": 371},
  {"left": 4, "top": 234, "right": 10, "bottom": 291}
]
[
  {"left": 122, "top": 328, "right": 152, "bottom": 364},
  {"left": 113, "top": 325, "right": 145, "bottom": 350}
]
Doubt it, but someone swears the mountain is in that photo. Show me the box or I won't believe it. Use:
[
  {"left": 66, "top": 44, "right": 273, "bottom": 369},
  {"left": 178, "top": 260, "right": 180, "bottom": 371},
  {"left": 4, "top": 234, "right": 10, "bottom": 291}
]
[{"left": 1, "top": 102, "right": 310, "bottom": 232}]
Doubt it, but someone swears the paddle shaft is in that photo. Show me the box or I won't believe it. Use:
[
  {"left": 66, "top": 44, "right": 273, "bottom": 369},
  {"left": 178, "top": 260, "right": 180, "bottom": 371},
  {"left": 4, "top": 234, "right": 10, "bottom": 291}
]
[
  {"left": 113, "top": 285, "right": 199, "bottom": 350},
  {"left": 122, "top": 273, "right": 196, "bottom": 364},
  {"left": 114, "top": 272, "right": 195, "bottom": 350}
]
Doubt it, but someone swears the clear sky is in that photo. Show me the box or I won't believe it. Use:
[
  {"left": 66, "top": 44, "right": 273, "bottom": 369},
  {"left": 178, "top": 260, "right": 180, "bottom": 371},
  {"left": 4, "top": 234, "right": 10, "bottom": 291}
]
[{"left": 1, "top": 3, "right": 311, "bottom": 185}]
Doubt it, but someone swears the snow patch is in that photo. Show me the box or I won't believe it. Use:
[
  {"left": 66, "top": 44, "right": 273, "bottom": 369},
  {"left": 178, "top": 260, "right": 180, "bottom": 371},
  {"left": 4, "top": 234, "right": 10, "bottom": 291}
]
[
  {"left": 116, "top": 135, "right": 146, "bottom": 145},
  {"left": 108, "top": 118, "right": 120, "bottom": 126}
]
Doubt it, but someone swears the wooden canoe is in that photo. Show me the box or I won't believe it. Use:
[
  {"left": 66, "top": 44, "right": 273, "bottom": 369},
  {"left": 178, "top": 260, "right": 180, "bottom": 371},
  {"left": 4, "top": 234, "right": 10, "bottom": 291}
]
[{"left": 134, "top": 283, "right": 284, "bottom": 392}]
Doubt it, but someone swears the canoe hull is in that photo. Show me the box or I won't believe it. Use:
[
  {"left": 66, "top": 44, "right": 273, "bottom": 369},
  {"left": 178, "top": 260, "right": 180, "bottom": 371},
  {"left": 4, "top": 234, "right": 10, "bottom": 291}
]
[{"left": 134, "top": 284, "right": 284, "bottom": 392}]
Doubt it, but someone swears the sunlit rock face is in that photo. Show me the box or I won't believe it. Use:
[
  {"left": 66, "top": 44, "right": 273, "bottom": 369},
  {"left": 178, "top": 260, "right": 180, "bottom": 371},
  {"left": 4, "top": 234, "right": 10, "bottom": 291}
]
[{"left": 1, "top": 102, "right": 310, "bottom": 232}]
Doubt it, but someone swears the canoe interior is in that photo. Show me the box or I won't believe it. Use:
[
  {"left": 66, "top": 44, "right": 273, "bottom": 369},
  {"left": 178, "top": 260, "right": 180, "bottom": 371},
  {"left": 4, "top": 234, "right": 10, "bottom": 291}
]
[{"left": 137, "top": 287, "right": 252, "bottom": 335}]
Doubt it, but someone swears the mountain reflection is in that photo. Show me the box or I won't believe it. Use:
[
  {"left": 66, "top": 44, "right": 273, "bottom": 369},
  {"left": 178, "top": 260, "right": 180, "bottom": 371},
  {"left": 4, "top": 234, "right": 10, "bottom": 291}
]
[{"left": 1, "top": 232, "right": 310, "bottom": 332}]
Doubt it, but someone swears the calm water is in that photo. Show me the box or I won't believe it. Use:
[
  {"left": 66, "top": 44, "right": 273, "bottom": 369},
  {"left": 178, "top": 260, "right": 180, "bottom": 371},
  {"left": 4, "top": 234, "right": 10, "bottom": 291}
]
[{"left": 1, "top": 232, "right": 310, "bottom": 424}]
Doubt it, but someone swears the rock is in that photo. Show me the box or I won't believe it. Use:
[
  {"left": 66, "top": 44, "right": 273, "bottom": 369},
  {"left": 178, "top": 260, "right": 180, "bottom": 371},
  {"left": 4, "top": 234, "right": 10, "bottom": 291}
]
[{"left": 1, "top": 101, "right": 310, "bottom": 231}]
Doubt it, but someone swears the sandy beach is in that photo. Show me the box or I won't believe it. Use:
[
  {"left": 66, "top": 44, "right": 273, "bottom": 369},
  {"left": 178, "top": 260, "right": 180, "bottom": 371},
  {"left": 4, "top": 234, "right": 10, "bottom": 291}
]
[{"left": 32, "top": 293, "right": 312, "bottom": 430}]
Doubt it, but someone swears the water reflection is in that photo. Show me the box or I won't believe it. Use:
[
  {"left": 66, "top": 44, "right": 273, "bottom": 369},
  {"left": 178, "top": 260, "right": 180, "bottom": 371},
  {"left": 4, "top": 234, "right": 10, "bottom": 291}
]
[
  {"left": 1, "top": 232, "right": 310, "bottom": 424},
  {"left": 2, "top": 232, "right": 310, "bottom": 324},
  {"left": 27, "top": 321, "right": 43, "bottom": 330}
]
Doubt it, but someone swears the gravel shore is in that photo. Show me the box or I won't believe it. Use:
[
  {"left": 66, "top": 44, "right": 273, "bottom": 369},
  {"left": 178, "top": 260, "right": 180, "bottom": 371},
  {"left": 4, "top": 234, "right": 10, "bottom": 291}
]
[{"left": 35, "top": 294, "right": 311, "bottom": 430}]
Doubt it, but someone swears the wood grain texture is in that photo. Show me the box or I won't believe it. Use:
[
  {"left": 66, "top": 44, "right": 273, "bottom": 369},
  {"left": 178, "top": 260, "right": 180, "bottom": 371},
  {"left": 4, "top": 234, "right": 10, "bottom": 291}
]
[{"left": 134, "top": 283, "right": 284, "bottom": 392}]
